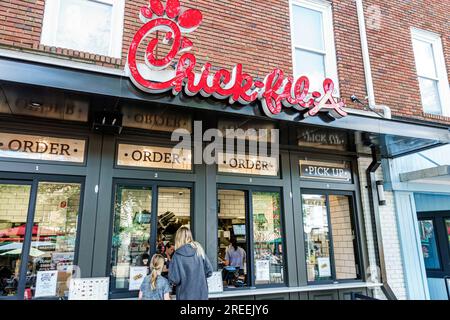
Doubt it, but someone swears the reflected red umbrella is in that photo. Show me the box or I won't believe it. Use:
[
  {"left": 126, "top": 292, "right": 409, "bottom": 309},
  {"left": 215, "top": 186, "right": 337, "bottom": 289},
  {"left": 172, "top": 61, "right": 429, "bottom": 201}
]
[{"left": 0, "top": 224, "right": 57, "bottom": 237}]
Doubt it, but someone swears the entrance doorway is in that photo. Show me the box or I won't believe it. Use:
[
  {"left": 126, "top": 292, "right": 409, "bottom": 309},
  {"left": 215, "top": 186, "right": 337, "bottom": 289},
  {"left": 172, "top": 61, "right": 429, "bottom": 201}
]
[
  {"left": 0, "top": 176, "right": 83, "bottom": 299},
  {"left": 300, "top": 191, "right": 361, "bottom": 283},
  {"left": 109, "top": 180, "right": 193, "bottom": 294},
  {"left": 217, "top": 186, "right": 285, "bottom": 289}
]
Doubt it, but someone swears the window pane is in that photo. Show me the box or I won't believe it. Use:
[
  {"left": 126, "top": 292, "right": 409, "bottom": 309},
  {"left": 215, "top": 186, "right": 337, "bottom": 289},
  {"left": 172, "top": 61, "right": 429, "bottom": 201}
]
[
  {"left": 292, "top": 5, "right": 325, "bottom": 51},
  {"left": 217, "top": 190, "right": 248, "bottom": 289},
  {"left": 419, "top": 220, "right": 441, "bottom": 269},
  {"left": 302, "top": 194, "right": 332, "bottom": 282},
  {"left": 0, "top": 184, "right": 31, "bottom": 297},
  {"left": 110, "top": 186, "right": 152, "bottom": 290},
  {"left": 55, "top": 0, "right": 112, "bottom": 56},
  {"left": 29, "top": 182, "right": 81, "bottom": 299},
  {"left": 295, "top": 49, "right": 326, "bottom": 92},
  {"left": 418, "top": 77, "right": 442, "bottom": 115},
  {"left": 329, "top": 195, "right": 358, "bottom": 280},
  {"left": 157, "top": 187, "right": 191, "bottom": 250},
  {"left": 412, "top": 39, "right": 438, "bottom": 78},
  {"left": 252, "top": 192, "right": 283, "bottom": 286}
]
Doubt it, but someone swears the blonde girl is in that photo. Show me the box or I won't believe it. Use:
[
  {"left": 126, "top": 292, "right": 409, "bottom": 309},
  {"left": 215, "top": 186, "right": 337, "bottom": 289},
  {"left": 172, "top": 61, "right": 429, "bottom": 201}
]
[
  {"left": 169, "top": 226, "right": 213, "bottom": 300},
  {"left": 139, "top": 254, "right": 171, "bottom": 300}
]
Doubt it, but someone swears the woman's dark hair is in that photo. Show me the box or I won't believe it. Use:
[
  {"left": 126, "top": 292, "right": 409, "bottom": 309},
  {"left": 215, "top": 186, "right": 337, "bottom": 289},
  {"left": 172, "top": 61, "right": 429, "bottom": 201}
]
[
  {"left": 142, "top": 253, "right": 150, "bottom": 264},
  {"left": 230, "top": 236, "right": 238, "bottom": 251}
]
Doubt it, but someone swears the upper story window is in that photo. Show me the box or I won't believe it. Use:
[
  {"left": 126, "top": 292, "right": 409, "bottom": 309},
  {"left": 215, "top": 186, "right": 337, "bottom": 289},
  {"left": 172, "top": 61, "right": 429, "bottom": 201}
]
[
  {"left": 411, "top": 28, "right": 450, "bottom": 116},
  {"left": 290, "top": 0, "right": 339, "bottom": 93},
  {"left": 41, "top": 0, "right": 125, "bottom": 58}
]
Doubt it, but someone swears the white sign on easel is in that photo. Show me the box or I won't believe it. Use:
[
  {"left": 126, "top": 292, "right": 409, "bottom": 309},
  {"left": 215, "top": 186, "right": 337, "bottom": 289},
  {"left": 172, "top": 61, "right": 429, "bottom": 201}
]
[
  {"left": 35, "top": 270, "right": 58, "bottom": 298},
  {"left": 207, "top": 271, "right": 223, "bottom": 293},
  {"left": 129, "top": 266, "right": 148, "bottom": 291},
  {"left": 68, "top": 277, "right": 109, "bottom": 300},
  {"left": 255, "top": 260, "right": 270, "bottom": 282},
  {"left": 317, "top": 257, "right": 332, "bottom": 278}
]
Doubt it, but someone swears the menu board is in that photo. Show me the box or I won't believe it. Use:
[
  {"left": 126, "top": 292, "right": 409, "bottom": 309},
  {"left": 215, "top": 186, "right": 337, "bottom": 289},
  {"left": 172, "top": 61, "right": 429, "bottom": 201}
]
[
  {"left": 317, "top": 257, "right": 332, "bottom": 278},
  {"left": 207, "top": 271, "right": 223, "bottom": 293},
  {"left": 255, "top": 260, "right": 270, "bottom": 282},
  {"left": 35, "top": 270, "right": 58, "bottom": 298},
  {"left": 129, "top": 266, "right": 148, "bottom": 291}
]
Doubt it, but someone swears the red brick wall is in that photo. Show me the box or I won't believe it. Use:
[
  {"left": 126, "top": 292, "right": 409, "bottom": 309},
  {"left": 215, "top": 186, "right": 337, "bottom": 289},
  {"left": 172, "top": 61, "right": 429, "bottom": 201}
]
[
  {"left": 363, "top": 0, "right": 450, "bottom": 124},
  {"left": 0, "top": 0, "right": 448, "bottom": 124}
]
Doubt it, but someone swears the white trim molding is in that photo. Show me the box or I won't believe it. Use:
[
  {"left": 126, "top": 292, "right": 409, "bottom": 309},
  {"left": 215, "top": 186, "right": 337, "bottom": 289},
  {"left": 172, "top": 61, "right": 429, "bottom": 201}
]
[
  {"left": 41, "top": 0, "right": 125, "bottom": 59},
  {"left": 289, "top": 0, "right": 340, "bottom": 96},
  {"left": 410, "top": 27, "right": 450, "bottom": 117}
]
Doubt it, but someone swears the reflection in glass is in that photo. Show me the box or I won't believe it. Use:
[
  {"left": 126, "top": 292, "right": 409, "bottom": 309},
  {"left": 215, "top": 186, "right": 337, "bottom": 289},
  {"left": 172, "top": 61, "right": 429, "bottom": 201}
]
[
  {"left": 418, "top": 77, "right": 442, "bottom": 115},
  {"left": 0, "top": 184, "right": 31, "bottom": 297},
  {"left": 28, "top": 182, "right": 81, "bottom": 299},
  {"left": 252, "top": 192, "right": 283, "bottom": 285},
  {"left": 295, "top": 49, "right": 326, "bottom": 92},
  {"left": 157, "top": 188, "right": 191, "bottom": 252},
  {"left": 56, "top": 0, "right": 113, "bottom": 56},
  {"left": 329, "top": 195, "right": 357, "bottom": 280},
  {"left": 111, "top": 186, "right": 152, "bottom": 290},
  {"left": 292, "top": 5, "right": 325, "bottom": 50},
  {"left": 419, "top": 220, "right": 441, "bottom": 270},
  {"left": 412, "top": 39, "right": 438, "bottom": 78},
  {"left": 217, "top": 190, "right": 248, "bottom": 288},
  {"left": 302, "top": 194, "right": 332, "bottom": 282}
]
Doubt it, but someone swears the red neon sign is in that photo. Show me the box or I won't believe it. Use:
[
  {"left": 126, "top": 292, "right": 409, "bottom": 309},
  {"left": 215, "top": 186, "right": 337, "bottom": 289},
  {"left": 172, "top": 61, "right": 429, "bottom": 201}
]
[{"left": 126, "top": 0, "right": 347, "bottom": 119}]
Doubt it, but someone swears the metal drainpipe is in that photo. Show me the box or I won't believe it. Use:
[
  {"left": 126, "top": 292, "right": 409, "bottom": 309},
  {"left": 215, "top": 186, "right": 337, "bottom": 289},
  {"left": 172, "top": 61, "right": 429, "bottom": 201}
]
[{"left": 366, "top": 145, "right": 397, "bottom": 300}]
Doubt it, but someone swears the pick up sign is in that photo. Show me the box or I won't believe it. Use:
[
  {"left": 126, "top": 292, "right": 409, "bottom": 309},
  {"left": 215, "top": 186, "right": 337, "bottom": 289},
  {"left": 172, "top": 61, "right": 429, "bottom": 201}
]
[{"left": 300, "top": 163, "right": 351, "bottom": 181}]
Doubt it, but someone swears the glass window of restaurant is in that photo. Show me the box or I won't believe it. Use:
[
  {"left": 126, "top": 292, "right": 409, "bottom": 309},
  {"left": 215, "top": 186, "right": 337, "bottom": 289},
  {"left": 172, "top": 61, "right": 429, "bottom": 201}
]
[
  {"left": 215, "top": 118, "right": 286, "bottom": 289},
  {"left": 0, "top": 175, "right": 83, "bottom": 299},
  {"left": 109, "top": 182, "right": 193, "bottom": 293},
  {"left": 108, "top": 107, "right": 195, "bottom": 295},
  {"left": 295, "top": 126, "right": 363, "bottom": 284}
]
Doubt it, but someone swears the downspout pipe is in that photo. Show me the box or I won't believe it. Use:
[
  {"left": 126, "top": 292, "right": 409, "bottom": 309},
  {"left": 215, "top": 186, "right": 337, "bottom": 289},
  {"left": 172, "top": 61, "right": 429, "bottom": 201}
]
[
  {"left": 355, "top": 0, "right": 391, "bottom": 119},
  {"left": 366, "top": 145, "right": 398, "bottom": 300}
]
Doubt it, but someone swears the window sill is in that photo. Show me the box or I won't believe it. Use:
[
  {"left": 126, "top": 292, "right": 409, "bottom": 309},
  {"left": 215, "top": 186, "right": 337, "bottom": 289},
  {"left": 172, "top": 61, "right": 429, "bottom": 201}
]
[{"left": 208, "top": 282, "right": 383, "bottom": 299}]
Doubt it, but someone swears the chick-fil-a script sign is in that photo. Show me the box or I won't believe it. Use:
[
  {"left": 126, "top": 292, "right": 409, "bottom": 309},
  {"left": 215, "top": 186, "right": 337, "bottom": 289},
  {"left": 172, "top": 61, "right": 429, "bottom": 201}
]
[{"left": 126, "top": 0, "right": 347, "bottom": 120}]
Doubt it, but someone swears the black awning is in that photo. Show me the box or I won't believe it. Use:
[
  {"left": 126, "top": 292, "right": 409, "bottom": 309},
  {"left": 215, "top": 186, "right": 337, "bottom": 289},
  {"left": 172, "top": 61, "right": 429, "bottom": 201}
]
[{"left": 1, "top": 55, "right": 449, "bottom": 158}]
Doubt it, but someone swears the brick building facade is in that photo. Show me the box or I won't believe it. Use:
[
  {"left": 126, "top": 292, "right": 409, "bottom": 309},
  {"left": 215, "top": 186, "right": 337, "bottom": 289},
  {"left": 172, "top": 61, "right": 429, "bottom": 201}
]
[{"left": 0, "top": 0, "right": 448, "bottom": 300}]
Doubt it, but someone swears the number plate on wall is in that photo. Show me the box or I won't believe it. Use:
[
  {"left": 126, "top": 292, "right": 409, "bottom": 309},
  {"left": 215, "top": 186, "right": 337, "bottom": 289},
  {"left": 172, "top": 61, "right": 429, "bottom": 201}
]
[
  {"left": 117, "top": 144, "right": 192, "bottom": 170},
  {"left": 0, "top": 133, "right": 86, "bottom": 163}
]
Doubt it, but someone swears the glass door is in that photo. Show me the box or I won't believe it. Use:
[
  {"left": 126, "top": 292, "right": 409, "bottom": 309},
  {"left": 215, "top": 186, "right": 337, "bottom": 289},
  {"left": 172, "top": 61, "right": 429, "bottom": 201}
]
[
  {"left": 109, "top": 181, "right": 192, "bottom": 295},
  {"left": 0, "top": 181, "right": 32, "bottom": 298},
  {"left": 301, "top": 191, "right": 361, "bottom": 283},
  {"left": 0, "top": 178, "right": 83, "bottom": 300},
  {"left": 217, "top": 187, "right": 285, "bottom": 290}
]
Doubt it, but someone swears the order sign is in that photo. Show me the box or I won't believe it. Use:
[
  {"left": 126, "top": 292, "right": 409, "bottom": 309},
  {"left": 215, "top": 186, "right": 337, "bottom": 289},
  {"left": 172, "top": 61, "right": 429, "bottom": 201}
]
[
  {"left": 117, "top": 143, "right": 192, "bottom": 170},
  {"left": 0, "top": 132, "right": 85, "bottom": 163}
]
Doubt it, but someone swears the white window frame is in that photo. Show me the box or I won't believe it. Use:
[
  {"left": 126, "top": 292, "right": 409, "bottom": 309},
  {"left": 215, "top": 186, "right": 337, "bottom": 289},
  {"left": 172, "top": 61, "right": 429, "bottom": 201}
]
[
  {"left": 289, "top": 0, "right": 340, "bottom": 96},
  {"left": 411, "top": 28, "right": 450, "bottom": 116},
  {"left": 40, "top": 0, "right": 125, "bottom": 58}
]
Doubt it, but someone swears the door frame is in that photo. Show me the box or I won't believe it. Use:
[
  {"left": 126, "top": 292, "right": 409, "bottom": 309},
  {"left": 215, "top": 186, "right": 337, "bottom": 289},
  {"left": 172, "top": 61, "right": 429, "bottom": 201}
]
[
  {"left": 0, "top": 172, "right": 85, "bottom": 300},
  {"left": 217, "top": 184, "right": 288, "bottom": 289},
  {"left": 107, "top": 178, "right": 194, "bottom": 299},
  {"left": 300, "top": 189, "right": 364, "bottom": 285}
]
